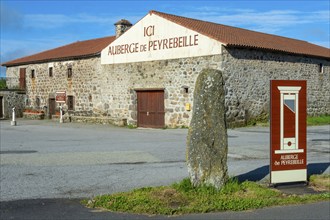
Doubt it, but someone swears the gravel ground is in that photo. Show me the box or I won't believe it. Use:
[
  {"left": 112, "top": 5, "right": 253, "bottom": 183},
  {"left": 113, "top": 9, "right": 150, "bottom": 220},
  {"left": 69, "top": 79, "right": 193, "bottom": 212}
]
[{"left": 1, "top": 119, "right": 329, "bottom": 201}]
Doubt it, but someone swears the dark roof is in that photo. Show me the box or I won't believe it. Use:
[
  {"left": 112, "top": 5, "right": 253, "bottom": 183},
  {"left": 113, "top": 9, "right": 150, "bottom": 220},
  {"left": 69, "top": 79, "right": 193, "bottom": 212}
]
[
  {"left": 150, "top": 10, "right": 330, "bottom": 59},
  {"left": 2, "top": 36, "right": 116, "bottom": 67},
  {"left": 115, "top": 19, "right": 132, "bottom": 26},
  {"left": 2, "top": 10, "right": 329, "bottom": 67}
]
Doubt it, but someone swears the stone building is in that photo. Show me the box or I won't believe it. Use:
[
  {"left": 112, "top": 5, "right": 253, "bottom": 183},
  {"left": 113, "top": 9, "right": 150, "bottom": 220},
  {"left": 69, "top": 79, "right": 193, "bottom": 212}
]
[{"left": 2, "top": 10, "right": 329, "bottom": 127}]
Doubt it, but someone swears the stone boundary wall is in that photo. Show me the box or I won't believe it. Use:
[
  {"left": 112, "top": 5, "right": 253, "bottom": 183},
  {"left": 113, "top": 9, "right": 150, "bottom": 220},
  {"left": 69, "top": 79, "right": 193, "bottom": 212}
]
[
  {"left": 50, "top": 115, "right": 127, "bottom": 126},
  {"left": 23, "top": 112, "right": 45, "bottom": 120},
  {"left": 0, "top": 90, "right": 26, "bottom": 119}
]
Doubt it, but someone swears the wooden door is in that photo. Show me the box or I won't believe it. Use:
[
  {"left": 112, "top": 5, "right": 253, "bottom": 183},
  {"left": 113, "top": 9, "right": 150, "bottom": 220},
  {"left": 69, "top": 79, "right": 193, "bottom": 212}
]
[
  {"left": 19, "top": 68, "right": 26, "bottom": 90},
  {"left": 137, "top": 90, "right": 165, "bottom": 128},
  {"left": 0, "top": 96, "right": 3, "bottom": 118},
  {"left": 49, "top": 98, "right": 56, "bottom": 119}
]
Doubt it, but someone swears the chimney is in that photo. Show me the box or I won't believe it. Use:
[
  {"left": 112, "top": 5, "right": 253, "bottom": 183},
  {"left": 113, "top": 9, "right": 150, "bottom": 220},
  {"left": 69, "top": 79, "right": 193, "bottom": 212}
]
[{"left": 115, "top": 19, "right": 132, "bottom": 38}]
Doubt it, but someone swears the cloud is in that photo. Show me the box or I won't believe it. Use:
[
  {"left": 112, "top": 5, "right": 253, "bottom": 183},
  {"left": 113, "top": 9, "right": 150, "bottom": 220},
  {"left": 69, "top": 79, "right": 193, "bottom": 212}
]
[
  {"left": 0, "top": 3, "right": 23, "bottom": 31},
  {"left": 23, "top": 13, "right": 141, "bottom": 29},
  {"left": 182, "top": 9, "right": 329, "bottom": 35},
  {"left": 310, "top": 40, "right": 330, "bottom": 49},
  {"left": 24, "top": 14, "right": 111, "bottom": 29}
]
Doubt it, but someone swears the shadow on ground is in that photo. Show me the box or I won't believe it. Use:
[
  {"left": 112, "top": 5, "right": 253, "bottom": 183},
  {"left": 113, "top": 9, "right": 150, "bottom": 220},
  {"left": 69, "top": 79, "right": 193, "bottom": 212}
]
[{"left": 236, "top": 162, "right": 330, "bottom": 182}]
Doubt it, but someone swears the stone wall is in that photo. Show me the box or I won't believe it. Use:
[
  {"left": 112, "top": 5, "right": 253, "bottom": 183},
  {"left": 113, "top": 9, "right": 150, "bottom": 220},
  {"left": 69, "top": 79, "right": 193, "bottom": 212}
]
[
  {"left": 100, "top": 48, "right": 329, "bottom": 127},
  {"left": 6, "top": 57, "right": 101, "bottom": 118},
  {"left": 0, "top": 90, "right": 26, "bottom": 119},
  {"left": 100, "top": 56, "right": 222, "bottom": 127},
  {"left": 5, "top": 46, "right": 329, "bottom": 127},
  {"left": 222, "top": 47, "right": 330, "bottom": 125}
]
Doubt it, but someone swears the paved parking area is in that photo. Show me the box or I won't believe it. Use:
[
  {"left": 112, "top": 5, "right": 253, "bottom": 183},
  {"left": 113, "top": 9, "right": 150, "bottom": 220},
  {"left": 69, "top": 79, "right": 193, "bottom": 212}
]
[{"left": 1, "top": 119, "right": 329, "bottom": 201}]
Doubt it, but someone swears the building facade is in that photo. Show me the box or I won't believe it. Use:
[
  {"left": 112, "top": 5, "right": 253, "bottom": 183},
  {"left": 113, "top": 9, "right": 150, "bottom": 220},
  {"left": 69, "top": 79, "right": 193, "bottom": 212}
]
[{"left": 2, "top": 11, "right": 329, "bottom": 128}]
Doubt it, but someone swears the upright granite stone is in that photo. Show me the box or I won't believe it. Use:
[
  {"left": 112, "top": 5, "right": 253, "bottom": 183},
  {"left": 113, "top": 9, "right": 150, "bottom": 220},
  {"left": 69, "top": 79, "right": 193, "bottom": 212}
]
[{"left": 186, "top": 69, "right": 228, "bottom": 189}]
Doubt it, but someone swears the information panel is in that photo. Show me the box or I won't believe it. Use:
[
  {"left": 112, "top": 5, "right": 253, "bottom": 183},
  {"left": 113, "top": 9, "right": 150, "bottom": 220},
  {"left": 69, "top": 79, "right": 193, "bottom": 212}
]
[
  {"left": 56, "top": 91, "right": 66, "bottom": 103},
  {"left": 270, "top": 80, "right": 307, "bottom": 184}
]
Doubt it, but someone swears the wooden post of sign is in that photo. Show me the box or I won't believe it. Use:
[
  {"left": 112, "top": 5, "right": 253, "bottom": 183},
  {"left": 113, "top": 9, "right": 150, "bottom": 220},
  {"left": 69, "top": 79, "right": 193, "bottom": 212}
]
[
  {"left": 59, "top": 105, "right": 63, "bottom": 123},
  {"left": 270, "top": 80, "right": 307, "bottom": 185},
  {"left": 56, "top": 91, "right": 66, "bottom": 124},
  {"left": 11, "top": 107, "right": 17, "bottom": 126}
]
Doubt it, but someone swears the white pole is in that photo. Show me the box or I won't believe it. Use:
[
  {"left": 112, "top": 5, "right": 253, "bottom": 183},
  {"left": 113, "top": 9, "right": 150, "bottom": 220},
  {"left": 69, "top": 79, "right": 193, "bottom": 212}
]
[
  {"left": 60, "top": 105, "right": 63, "bottom": 123},
  {"left": 11, "top": 107, "right": 17, "bottom": 126}
]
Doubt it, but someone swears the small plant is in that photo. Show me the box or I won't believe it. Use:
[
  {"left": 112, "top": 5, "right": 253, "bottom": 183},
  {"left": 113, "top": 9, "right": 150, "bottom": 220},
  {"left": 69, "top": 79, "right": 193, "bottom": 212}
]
[
  {"left": 85, "top": 175, "right": 330, "bottom": 215},
  {"left": 127, "top": 124, "right": 137, "bottom": 129},
  {"left": 24, "top": 108, "right": 44, "bottom": 114}
]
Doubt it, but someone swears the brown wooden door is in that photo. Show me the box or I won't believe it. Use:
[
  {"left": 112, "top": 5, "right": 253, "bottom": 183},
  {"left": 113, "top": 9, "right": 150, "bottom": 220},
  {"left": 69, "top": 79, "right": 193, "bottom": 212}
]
[
  {"left": 0, "top": 96, "right": 3, "bottom": 118},
  {"left": 49, "top": 98, "right": 56, "bottom": 119},
  {"left": 137, "top": 90, "right": 165, "bottom": 128},
  {"left": 19, "top": 68, "right": 26, "bottom": 90}
]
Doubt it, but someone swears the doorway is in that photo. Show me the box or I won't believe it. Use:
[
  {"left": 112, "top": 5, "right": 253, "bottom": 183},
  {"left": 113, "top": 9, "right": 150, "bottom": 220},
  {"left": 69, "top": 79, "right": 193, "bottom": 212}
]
[
  {"left": 19, "top": 68, "right": 26, "bottom": 90},
  {"left": 136, "top": 90, "right": 165, "bottom": 128},
  {"left": 49, "top": 98, "right": 56, "bottom": 119}
]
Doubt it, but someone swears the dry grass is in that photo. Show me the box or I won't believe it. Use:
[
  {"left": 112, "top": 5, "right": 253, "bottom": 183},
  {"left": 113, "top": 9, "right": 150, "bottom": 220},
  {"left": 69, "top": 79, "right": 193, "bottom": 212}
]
[{"left": 309, "top": 174, "right": 330, "bottom": 192}]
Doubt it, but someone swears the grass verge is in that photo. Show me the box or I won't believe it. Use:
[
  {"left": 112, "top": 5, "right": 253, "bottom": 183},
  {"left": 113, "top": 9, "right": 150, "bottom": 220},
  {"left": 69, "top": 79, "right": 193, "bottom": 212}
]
[
  {"left": 307, "top": 115, "right": 330, "bottom": 126},
  {"left": 83, "top": 176, "right": 330, "bottom": 216},
  {"left": 309, "top": 174, "right": 330, "bottom": 192},
  {"left": 246, "top": 114, "right": 330, "bottom": 127}
]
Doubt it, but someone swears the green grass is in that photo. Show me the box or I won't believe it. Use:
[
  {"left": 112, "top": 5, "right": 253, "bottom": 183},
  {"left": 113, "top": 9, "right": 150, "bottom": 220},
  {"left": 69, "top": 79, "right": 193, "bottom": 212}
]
[
  {"left": 83, "top": 176, "right": 330, "bottom": 216},
  {"left": 246, "top": 115, "right": 330, "bottom": 127},
  {"left": 127, "top": 124, "right": 137, "bottom": 129},
  {"left": 0, "top": 78, "right": 6, "bottom": 89},
  {"left": 307, "top": 115, "right": 330, "bottom": 126}
]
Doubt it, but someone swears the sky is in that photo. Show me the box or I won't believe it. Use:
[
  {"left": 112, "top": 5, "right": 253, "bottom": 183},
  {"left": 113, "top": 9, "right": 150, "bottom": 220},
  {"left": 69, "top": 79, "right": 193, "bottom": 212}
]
[{"left": 1, "top": 0, "right": 329, "bottom": 77}]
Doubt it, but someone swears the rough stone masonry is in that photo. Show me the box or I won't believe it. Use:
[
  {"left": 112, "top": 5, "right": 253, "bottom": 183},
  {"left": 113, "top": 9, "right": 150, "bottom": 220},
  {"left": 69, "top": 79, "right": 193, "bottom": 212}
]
[{"left": 187, "top": 69, "right": 228, "bottom": 189}]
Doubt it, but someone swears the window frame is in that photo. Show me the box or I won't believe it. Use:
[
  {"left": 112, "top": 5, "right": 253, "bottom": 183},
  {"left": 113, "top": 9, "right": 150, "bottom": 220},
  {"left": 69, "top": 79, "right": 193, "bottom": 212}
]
[
  {"left": 67, "top": 67, "right": 73, "bottom": 78},
  {"left": 67, "top": 95, "right": 74, "bottom": 111},
  {"left": 35, "top": 97, "right": 40, "bottom": 108},
  {"left": 49, "top": 67, "right": 53, "bottom": 77},
  {"left": 319, "top": 63, "right": 324, "bottom": 73}
]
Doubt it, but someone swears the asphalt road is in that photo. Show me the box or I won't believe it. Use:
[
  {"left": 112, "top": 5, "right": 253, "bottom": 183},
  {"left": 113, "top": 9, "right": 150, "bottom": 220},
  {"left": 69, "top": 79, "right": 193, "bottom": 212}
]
[
  {"left": 1, "top": 199, "right": 329, "bottom": 220},
  {"left": 0, "top": 119, "right": 329, "bottom": 219}
]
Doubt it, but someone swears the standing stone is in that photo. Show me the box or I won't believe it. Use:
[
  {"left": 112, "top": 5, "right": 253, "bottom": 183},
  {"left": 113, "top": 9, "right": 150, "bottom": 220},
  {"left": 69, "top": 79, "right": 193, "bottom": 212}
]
[{"left": 186, "top": 69, "right": 228, "bottom": 189}]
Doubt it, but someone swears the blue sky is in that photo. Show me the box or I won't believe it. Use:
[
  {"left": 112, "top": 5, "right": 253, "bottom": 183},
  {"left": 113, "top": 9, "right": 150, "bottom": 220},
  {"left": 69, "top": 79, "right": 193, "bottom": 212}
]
[{"left": 1, "top": 0, "right": 329, "bottom": 77}]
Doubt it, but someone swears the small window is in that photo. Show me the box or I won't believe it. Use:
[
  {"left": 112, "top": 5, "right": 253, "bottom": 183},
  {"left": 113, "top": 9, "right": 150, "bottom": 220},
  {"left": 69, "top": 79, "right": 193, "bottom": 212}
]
[
  {"left": 36, "top": 97, "right": 40, "bottom": 108},
  {"left": 31, "top": 69, "right": 35, "bottom": 78},
  {"left": 49, "top": 67, "right": 53, "bottom": 77},
  {"left": 67, "top": 67, "right": 72, "bottom": 78},
  {"left": 182, "top": 86, "right": 189, "bottom": 94},
  {"left": 319, "top": 63, "right": 323, "bottom": 73},
  {"left": 67, "top": 96, "right": 74, "bottom": 110}
]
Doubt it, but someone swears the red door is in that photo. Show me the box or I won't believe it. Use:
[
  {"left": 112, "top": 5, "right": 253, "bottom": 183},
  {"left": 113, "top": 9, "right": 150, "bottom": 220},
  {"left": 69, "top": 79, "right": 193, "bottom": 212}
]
[
  {"left": 49, "top": 98, "right": 56, "bottom": 119},
  {"left": 137, "top": 90, "right": 165, "bottom": 128},
  {"left": 19, "top": 68, "right": 26, "bottom": 90}
]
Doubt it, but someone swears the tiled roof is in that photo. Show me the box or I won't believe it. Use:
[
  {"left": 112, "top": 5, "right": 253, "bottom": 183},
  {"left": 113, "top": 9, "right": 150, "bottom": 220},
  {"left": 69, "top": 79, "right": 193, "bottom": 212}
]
[
  {"left": 2, "top": 36, "right": 116, "bottom": 67},
  {"left": 151, "top": 10, "right": 330, "bottom": 59},
  {"left": 2, "top": 10, "right": 329, "bottom": 67}
]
